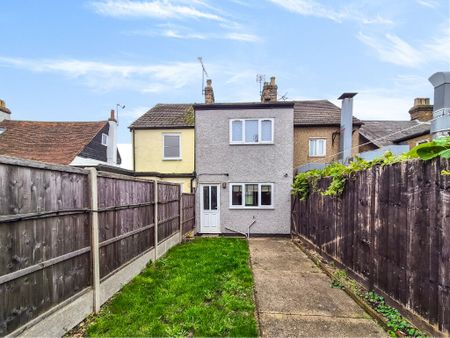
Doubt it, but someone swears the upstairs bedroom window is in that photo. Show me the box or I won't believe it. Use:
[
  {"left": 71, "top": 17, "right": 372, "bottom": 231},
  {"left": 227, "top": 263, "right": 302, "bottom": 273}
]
[
  {"left": 309, "top": 138, "right": 326, "bottom": 157},
  {"left": 230, "top": 118, "right": 274, "bottom": 144},
  {"left": 230, "top": 183, "right": 273, "bottom": 209},
  {"left": 163, "top": 134, "right": 181, "bottom": 160},
  {"left": 101, "top": 133, "right": 108, "bottom": 146}
]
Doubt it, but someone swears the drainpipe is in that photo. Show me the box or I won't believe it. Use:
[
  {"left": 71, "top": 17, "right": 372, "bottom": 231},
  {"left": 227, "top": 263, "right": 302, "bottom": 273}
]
[
  {"left": 429, "top": 72, "right": 450, "bottom": 138},
  {"left": 338, "top": 93, "right": 357, "bottom": 164}
]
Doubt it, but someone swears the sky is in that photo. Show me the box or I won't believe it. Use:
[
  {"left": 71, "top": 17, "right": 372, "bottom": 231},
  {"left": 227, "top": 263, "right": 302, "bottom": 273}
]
[{"left": 1, "top": 0, "right": 449, "bottom": 150}]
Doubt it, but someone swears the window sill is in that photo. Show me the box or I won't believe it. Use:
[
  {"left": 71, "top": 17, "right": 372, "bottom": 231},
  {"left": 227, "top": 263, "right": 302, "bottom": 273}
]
[
  {"left": 229, "top": 142, "right": 274, "bottom": 146},
  {"left": 163, "top": 158, "right": 182, "bottom": 161},
  {"left": 229, "top": 206, "right": 274, "bottom": 210},
  {"left": 308, "top": 155, "right": 326, "bottom": 158}
]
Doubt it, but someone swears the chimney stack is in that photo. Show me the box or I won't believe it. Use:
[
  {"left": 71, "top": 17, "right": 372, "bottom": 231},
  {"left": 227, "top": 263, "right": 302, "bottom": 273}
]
[
  {"left": 204, "top": 79, "right": 215, "bottom": 104},
  {"left": 107, "top": 109, "right": 118, "bottom": 165},
  {"left": 338, "top": 93, "right": 357, "bottom": 164},
  {"left": 429, "top": 72, "right": 450, "bottom": 138},
  {"left": 261, "top": 76, "right": 278, "bottom": 102},
  {"left": 409, "top": 98, "right": 433, "bottom": 122},
  {"left": 0, "top": 99, "right": 11, "bottom": 122}
]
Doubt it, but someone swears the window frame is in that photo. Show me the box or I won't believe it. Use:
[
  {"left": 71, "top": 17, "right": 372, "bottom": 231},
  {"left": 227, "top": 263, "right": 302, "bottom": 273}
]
[
  {"left": 308, "top": 137, "right": 327, "bottom": 157},
  {"left": 229, "top": 118, "right": 274, "bottom": 145},
  {"left": 101, "top": 133, "right": 108, "bottom": 146},
  {"left": 162, "top": 133, "right": 182, "bottom": 160},
  {"left": 229, "top": 183, "right": 274, "bottom": 209}
]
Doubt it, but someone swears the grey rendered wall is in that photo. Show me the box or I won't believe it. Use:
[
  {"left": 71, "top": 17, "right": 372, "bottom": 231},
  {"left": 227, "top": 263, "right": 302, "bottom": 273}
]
[{"left": 195, "top": 107, "right": 293, "bottom": 234}]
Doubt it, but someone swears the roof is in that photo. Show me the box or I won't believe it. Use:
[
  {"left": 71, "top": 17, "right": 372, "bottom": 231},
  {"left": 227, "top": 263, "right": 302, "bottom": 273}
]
[
  {"left": 293, "top": 100, "right": 362, "bottom": 126},
  {"left": 0, "top": 120, "right": 108, "bottom": 165},
  {"left": 130, "top": 100, "right": 361, "bottom": 129},
  {"left": 129, "top": 104, "right": 194, "bottom": 129},
  {"left": 359, "top": 120, "right": 431, "bottom": 147}
]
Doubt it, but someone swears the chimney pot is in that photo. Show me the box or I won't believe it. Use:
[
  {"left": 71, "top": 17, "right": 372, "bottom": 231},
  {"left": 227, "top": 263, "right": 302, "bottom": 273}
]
[
  {"left": 109, "top": 109, "right": 117, "bottom": 122},
  {"left": 261, "top": 76, "right": 278, "bottom": 102},
  {"left": 409, "top": 97, "right": 433, "bottom": 122}
]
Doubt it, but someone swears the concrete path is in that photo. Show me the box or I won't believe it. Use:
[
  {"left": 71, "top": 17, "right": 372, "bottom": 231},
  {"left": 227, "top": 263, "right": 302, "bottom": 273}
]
[{"left": 249, "top": 238, "right": 385, "bottom": 337}]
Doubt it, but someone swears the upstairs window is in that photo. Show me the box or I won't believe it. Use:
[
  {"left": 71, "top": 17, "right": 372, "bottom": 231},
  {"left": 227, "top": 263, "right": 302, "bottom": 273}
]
[
  {"left": 163, "top": 134, "right": 181, "bottom": 160},
  {"left": 101, "top": 133, "right": 108, "bottom": 146},
  {"left": 309, "top": 138, "right": 326, "bottom": 157},
  {"left": 230, "top": 119, "right": 273, "bottom": 144}
]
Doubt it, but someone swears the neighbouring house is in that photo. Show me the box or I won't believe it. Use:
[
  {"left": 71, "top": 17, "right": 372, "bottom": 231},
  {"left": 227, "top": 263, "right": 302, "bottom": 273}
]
[
  {"left": 358, "top": 98, "right": 432, "bottom": 159},
  {"left": 194, "top": 101, "right": 294, "bottom": 235},
  {"left": 129, "top": 103, "right": 195, "bottom": 193},
  {"left": 0, "top": 100, "right": 121, "bottom": 166}
]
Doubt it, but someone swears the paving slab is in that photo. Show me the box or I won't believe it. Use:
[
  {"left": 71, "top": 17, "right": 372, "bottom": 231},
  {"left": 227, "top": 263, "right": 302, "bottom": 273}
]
[{"left": 249, "top": 238, "right": 386, "bottom": 337}]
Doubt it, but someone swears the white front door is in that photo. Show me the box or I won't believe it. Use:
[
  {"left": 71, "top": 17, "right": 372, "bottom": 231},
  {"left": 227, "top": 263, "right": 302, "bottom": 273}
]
[{"left": 200, "top": 184, "right": 220, "bottom": 233}]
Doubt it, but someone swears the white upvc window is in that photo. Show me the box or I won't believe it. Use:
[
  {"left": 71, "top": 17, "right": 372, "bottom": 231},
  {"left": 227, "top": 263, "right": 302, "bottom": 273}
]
[
  {"left": 101, "top": 133, "right": 108, "bottom": 146},
  {"left": 229, "top": 183, "right": 274, "bottom": 209},
  {"left": 163, "top": 133, "right": 181, "bottom": 160},
  {"left": 229, "top": 118, "right": 274, "bottom": 144},
  {"left": 309, "top": 138, "right": 326, "bottom": 157}
]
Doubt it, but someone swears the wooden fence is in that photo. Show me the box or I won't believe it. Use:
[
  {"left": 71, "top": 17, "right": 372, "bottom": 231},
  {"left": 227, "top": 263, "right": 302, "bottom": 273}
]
[
  {"left": 0, "top": 156, "right": 195, "bottom": 336},
  {"left": 291, "top": 158, "right": 450, "bottom": 334},
  {"left": 181, "top": 193, "right": 195, "bottom": 235}
]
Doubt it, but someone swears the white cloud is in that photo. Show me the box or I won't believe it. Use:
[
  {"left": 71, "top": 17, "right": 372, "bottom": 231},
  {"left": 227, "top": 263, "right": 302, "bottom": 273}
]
[
  {"left": 416, "top": 0, "right": 439, "bottom": 8},
  {"left": 357, "top": 19, "right": 450, "bottom": 68},
  {"left": 357, "top": 32, "right": 423, "bottom": 67},
  {"left": 0, "top": 56, "right": 199, "bottom": 93},
  {"left": 268, "top": 0, "right": 392, "bottom": 25},
  {"left": 90, "top": 0, "right": 225, "bottom": 21},
  {"left": 130, "top": 26, "right": 261, "bottom": 42}
]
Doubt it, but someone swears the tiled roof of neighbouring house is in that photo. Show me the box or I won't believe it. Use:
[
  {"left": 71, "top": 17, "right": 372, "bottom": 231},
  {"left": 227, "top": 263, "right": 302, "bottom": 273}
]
[
  {"left": 129, "top": 104, "right": 194, "bottom": 129},
  {"left": 129, "top": 100, "right": 362, "bottom": 129},
  {"left": 293, "top": 100, "right": 362, "bottom": 126},
  {"left": 0, "top": 120, "right": 108, "bottom": 165},
  {"left": 359, "top": 120, "right": 431, "bottom": 147}
]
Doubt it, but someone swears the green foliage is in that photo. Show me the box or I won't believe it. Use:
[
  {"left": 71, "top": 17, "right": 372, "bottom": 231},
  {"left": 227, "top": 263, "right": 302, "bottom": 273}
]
[
  {"left": 86, "top": 238, "right": 258, "bottom": 337},
  {"left": 292, "top": 151, "right": 415, "bottom": 199},
  {"left": 364, "top": 292, "right": 426, "bottom": 337},
  {"left": 407, "top": 136, "right": 450, "bottom": 160}
]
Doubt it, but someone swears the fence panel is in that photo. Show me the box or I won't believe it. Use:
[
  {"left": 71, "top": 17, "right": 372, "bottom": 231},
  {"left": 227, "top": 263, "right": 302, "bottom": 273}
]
[
  {"left": 181, "top": 193, "right": 195, "bottom": 235},
  {"left": 97, "top": 173, "right": 155, "bottom": 279},
  {"left": 157, "top": 182, "right": 180, "bottom": 243},
  {"left": 0, "top": 160, "right": 91, "bottom": 335},
  {"left": 292, "top": 158, "right": 450, "bottom": 334}
]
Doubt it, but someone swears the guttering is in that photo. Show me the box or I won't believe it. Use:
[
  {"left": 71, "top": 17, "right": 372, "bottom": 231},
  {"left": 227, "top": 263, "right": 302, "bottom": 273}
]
[{"left": 194, "top": 102, "right": 295, "bottom": 110}]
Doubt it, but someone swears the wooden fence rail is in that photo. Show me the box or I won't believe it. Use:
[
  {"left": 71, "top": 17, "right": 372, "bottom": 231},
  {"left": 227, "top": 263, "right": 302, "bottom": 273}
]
[
  {"left": 291, "top": 158, "right": 450, "bottom": 335},
  {"left": 0, "top": 156, "right": 195, "bottom": 336}
]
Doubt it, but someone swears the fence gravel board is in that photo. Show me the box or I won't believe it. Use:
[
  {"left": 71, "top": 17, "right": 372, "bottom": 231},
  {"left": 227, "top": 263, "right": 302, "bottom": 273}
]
[{"left": 292, "top": 158, "right": 450, "bottom": 334}]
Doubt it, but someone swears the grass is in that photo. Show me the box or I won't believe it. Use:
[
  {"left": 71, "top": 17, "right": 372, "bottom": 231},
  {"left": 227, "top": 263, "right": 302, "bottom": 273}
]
[{"left": 85, "top": 238, "right": 258, "bottom": 337}]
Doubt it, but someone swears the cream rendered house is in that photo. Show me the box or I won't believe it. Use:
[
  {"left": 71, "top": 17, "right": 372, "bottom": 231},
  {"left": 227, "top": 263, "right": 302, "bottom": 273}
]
[{"left": 129, "top": 104, "right": 195, "bottom": 192}]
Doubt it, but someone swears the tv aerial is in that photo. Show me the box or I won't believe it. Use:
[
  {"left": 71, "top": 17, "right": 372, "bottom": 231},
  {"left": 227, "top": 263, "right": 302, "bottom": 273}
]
[
  {"left": 198, "top": 57, "right": 209, "bottom": 97},
  {"left": 256, "top": 74, "right": 265, "bottom": 96}
]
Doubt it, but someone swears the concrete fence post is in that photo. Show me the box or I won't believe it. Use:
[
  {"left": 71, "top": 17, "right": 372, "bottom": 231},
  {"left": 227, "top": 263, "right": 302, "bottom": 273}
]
[
  {"left": 154, "top": 180, "right": 158, "bottom": 261},
  {"left": 88, "top": 168, "right": 101, "bottom": 313},
  {"left": 179, "top": 184, "right": 183, "bottom": 242}
]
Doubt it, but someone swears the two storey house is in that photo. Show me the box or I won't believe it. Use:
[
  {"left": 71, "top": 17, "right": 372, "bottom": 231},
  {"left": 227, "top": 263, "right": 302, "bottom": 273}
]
[{"left": 194, "top": 102, "right": 294, "bottom": 235}]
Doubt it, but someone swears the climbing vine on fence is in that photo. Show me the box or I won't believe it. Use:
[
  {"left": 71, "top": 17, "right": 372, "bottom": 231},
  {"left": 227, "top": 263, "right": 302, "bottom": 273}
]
[{"left": 292, "top": 136, "right": 450, "bottom": 200}]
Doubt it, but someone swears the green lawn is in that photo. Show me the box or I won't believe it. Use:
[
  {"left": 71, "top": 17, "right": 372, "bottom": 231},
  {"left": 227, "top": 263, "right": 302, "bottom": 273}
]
[{"left": 86, "top": 238, "right": 258, "bottom": 337}]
